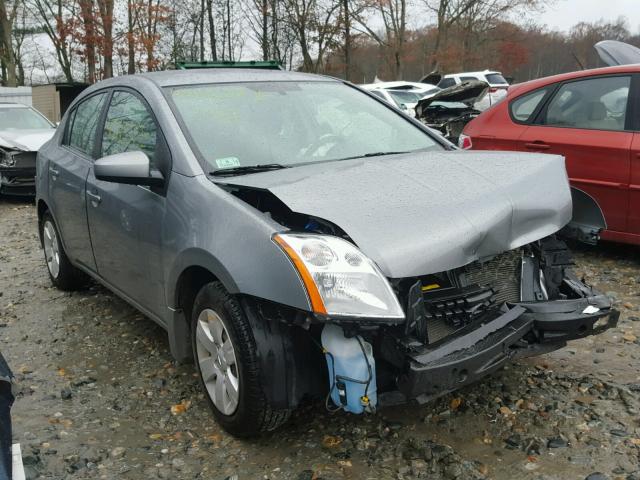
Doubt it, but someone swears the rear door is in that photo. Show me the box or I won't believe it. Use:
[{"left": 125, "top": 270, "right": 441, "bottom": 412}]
[
  {"left": 85, "top": 89, "right": 169, "bottom": 317},
  {"left": 48, "top": 92, "right": 108, "bottom": 271},
  {"left": 519, "top": 74, "right": 633, "bottom": 233}
]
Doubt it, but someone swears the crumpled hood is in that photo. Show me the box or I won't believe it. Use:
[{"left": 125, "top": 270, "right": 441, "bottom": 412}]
[
  {"left": 0, "top": 129, "right": 55, "bottom": 151},
  {"left": 416, "top": 80, "right": 488, "bottom": 116},
  {"left": 216, "top": 151, "right": 572, "bottom": 278}
]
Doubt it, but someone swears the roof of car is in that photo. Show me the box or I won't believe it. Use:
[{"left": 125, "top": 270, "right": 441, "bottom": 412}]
[
  {"left": 443, "top": 70, "right": 501, "bottom": 78},
  {"left": 134, "top": 68, "right": 336, "bottom": 87},
  {"left": 508, "top": 64, "right": 640, "bottom": 97}
]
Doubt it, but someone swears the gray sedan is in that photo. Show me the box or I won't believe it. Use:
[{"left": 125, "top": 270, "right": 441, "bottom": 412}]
[{"left": 35, "top": 69, "right": 617, "bottom": 436}]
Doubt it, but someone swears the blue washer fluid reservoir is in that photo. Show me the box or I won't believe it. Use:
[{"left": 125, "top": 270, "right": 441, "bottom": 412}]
[{"left": 321, "top": 324, "right": 377, "bottom": 414}]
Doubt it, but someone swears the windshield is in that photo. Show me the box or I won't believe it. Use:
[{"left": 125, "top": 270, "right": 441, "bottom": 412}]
[
  {"left": 386, "top": 90, "right": 422, "bottom": 105},
  {"left": 0, "top": 107, "right": 53, "bottom": 130},
  {"left": 485, "top": 73, "right": 508, "bottom": 85},
  {"left": 169, "top": 81, "right": 441, "bottom": 172}
]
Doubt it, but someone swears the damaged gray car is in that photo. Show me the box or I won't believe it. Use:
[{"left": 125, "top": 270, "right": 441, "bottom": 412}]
[
  {"left": 0, "top": 103, "right": 56, "bottom": 196},
  {"left": 35, "top": 69, "right": 618, "bottom": 437}
]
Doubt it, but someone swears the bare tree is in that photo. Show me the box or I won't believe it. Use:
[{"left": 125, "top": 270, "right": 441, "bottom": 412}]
[
  {"left": 27, "top": 0, "right": 76, "bottom": 81},
  {"left": 96, "top": 0, "right": 114, "bottom": 77},
  {"left": 352, "top": 0, "right": 408, "bottom": 79},
  {"left": 284, "top": 0, "right": 341, "bottom": 72},
  {"left": 0, "top": 0, "right": 19, "bottom": 86}
]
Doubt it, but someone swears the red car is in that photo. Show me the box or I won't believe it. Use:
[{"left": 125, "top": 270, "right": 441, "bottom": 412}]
[{"left": 461, "top": 64, "right": 640, "bottom": 245}]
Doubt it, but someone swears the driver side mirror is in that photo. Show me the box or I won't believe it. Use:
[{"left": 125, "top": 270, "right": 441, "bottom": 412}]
[{"left": 94, "top": 151, "right": 164, "bottom": 187}]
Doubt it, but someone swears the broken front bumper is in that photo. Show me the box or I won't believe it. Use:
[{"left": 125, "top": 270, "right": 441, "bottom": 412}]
[
  {"left": 0, "top": 166, "right": 36, "bottom": 196},
  {"left": 384, "top": 293, "right": 618, "bottom": 406}
]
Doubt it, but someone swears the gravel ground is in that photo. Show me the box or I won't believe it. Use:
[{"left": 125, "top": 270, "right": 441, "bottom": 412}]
[{"left": 1, "top": 197, "right": 639, "bottom": 480}]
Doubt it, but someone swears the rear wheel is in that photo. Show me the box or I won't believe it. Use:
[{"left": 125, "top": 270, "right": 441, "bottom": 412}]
[
  {"left": 40, "top": 211, "right": 87, "bottom": 290},
  {"left": 191, "top": 282, "right": 291, "bottom": 436}
]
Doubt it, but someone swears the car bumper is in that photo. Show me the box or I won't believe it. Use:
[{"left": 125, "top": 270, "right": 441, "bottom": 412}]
[
  {"left": 0, "top": 167, "right": 36, "bottom": 196},
  {"left": 386, "top": 294, "right": 618, "bottom": 405}
]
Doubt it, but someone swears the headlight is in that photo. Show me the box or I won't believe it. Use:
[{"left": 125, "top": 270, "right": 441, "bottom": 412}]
[
  {"left": 0, "top": 152, "right": 16, "bottom": 167},
  {"left": 274, "top": 233, "right": 404, "bottom": 319}
]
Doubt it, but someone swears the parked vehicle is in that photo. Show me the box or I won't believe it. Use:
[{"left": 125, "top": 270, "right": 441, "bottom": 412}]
[
  {"left": 359, "top": 82, "right": 440, "bottom": 116},
  {"left": 422, "top": 70, "right": 509, "bottom": 110},
  {"left": 461, "top": 63, "right": 640, "bottom": 245},
  {"left": 36, "top": 69, "right": 617, "bottom": 436},
  {"left": 415, "top": 80, "right": 488, "bottom": 143},
  {"left": 0, "top": 103, "right": 56, "bottom": 196}
]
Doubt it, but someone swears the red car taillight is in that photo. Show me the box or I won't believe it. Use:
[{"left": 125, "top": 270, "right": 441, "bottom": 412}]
[{"left": 458, "top": 134, "right": 472, "bottom": 150}]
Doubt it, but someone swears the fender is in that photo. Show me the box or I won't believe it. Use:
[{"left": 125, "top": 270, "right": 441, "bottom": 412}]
[{"left": 560, "top": 187, "right": 607, "bottom": 245}]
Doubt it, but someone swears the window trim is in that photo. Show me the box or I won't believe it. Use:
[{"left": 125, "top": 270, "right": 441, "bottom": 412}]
[
  {"left": 531, "top": 73, "right": 636, "bottom": 133},
  {"left": 62, "top": 90, "right": 111, "bottom": 160}
]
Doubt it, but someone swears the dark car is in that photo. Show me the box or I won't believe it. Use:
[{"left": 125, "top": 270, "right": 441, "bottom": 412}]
[{"left": 36, "top": 68, "right": 617, "bottom": 436}]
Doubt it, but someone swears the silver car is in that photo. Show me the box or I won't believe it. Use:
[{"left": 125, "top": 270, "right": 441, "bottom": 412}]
[{"left": 36, "top": 69, "right": 617, "bottom": 437}]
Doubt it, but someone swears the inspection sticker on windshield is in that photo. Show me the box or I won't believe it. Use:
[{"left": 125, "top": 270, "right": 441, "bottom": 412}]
[{"left": 215, "top": 157, "right": 241, "bottom": 169}]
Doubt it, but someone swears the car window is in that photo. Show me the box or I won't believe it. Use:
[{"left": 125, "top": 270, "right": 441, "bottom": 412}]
[
  {"left": 459, "top": 76, "right": 478, "bottom": 82},
  {"left": 485, "top": 73, "right": 508, "bottom": 85},
  {"left": 369, "top": 90, "right": 387, "bottom": 101},
  {"left": 101, "top": 91, "right": 158, "bottom": 165},
  {"left": 543, "top": 76, "right": 630, "bottom": 131},
  {"left": 437, "top": 78, "right": 456, "bottom": 89},
  {"left": 387, "top": 90, "right": 421, "bottom": 105},
  {"left": 169, "top": 81, "right": 442, "bottom": 172},
  {"left": 510, "top": 89, "right": 548, "bottom": 123},
  {"left": 67, "top": 93, "right": 107, "bottom": 156}
]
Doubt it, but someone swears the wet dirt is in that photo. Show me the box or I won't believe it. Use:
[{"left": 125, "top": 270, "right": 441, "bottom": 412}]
[{"left": 0, "top": 197, "right": 639, "bottom": 480}]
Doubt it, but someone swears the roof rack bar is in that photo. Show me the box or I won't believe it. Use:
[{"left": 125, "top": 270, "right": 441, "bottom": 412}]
[{"left": 175, "top": 60, "right": 283, "bottom": 70}]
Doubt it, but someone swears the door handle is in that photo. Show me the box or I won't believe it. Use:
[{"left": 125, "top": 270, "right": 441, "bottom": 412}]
[
  {"left": 524, "top": 142, "right": 551, "bottom": 150},
  {"left": 87, "top": 190, "right": 102, "bottom": 205},
  {"left": 49, "top": 166, "right": 60, "bottom": 177}
]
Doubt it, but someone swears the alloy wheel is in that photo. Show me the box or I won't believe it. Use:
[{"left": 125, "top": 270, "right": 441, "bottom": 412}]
[
  {"left": 43, "top": 220, "right": 60, "bottom": 279},
  {"left": 195, "top": 308, "right": 240, "bottom": 415}
]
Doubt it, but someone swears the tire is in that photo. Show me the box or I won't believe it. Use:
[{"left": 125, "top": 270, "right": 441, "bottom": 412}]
[
  {"left": 191, "top": 282, "right": 291, "bottom": 437},
  {"left": 40, "top": 211, "right": 87, "bottom": 291}
]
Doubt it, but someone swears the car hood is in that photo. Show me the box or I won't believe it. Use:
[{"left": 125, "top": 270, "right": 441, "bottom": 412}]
[
  {"left": 215, "top": 151, "right": 572, "bottom": 278},
  {"left": 0, "top": 129, "right": 55, "bottom": 151},
  {"left": 595, "top": 40, "right": 640, "bottom": 66},
  {"left": 416, "top": 80, "right": 488, "bottom": 116}
]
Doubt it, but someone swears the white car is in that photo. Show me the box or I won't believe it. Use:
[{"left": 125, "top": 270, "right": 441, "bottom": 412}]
[
  {"left": 360, "top": 82, "right": 440, "bottom": 116},
  {"left": 422, "top": 70, "right": 509, "bottom": 110},
  {"left": 0, "top": 103, "right": 56, "bottom": 196}
]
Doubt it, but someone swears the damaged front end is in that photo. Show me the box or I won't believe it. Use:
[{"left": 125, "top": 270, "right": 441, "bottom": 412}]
[
  {"left": 376, "top": 236, "right": 617, "bottom": 406},
  {"left": 415, "top": 80, "right": 488, "bottom": 143},
  {"left": 0, "top": 147, "right": 37, "bottom": 196}
]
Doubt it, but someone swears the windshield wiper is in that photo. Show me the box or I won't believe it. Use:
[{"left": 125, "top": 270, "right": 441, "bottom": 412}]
[
  {"left": 334, "top": 150, "right": 413, "bottom": 162},
  {"left": 210, "top": 164, "right": 290, "bottom": 177}
]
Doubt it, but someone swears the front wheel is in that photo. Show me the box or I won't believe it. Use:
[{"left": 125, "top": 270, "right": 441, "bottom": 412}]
[
  {"left": 40, "top": 212, "right": 87, "bottom": 291},
  {"left": 191, "top": 282, "right": 291, "bottom": 436}
]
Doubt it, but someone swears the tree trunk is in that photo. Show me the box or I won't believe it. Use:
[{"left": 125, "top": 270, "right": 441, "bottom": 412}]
[
  {"left": 79, "top": 0, "right": 97, "bottom": 83},
  {"left": 98, "top": 0, "right": 114, "bottom": 78},
  {"left": 127, "top": 0, "right": 135, "bottom": 74},
  {"left": 206, "top": 0, "right": 217, "bottom": 60},
  {"left": 199, "top": 0, "right": 204, "bottom": 60},
  {"left": 342, "top": 0, "right": 350, "bottom": 80},
  {"left": 0, "top": 0, "right": 17, "bottom": 87},
  {"left": 261, "top": 0, "right": 268, "bottom": 60}
]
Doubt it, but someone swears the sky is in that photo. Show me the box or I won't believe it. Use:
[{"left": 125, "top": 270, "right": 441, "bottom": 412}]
[{"left": 537, "top": 0, "right": 639, "bottom": 32}]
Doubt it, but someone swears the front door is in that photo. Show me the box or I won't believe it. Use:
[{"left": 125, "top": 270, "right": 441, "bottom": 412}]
[
  {"left": 86, "top": 90, "right": 168, "bottom": 318},
  {"left": 48, "top": 92, "right": 108, "bottom": 271},
  {"left": 519, "top": 74, "right": 633, "bottom": 234}
]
